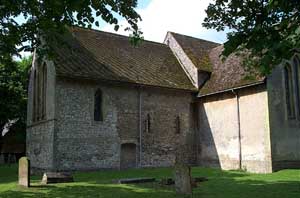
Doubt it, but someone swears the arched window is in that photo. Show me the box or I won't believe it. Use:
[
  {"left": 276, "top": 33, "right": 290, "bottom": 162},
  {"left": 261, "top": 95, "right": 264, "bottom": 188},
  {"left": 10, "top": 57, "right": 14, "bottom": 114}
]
[
  {"left": 284, "top": 63, "right": 295, "bottom": 119},
  {"left": 41, "top": 63, "right": 47, "bottom": 120},
  {"left": 32, "top": 63, "right": 47, "bottom": 122},
  {"left": 293, "top": 55, "right": 300, "bottom": 118},
  {"left": 94, "top": 89, "right": 103, "bottom": 121},
  {"left": 33, "top": 70, "right": 37, "bottom": 122}
]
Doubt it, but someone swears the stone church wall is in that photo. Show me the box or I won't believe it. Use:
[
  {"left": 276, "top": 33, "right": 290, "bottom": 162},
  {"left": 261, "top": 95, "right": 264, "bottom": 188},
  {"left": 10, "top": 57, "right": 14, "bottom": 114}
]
[
  {"left": 53, "top": 78, "right": 196, "bottom": 171},
  {"left": 197, "top": 85, "right": 273, "bottom": 173},
  {"left": 267, "top": 60, "right": 300, "bottom": 171},
  {"left": 140, "top": 87, "right": 196, "bottom": 167},
  {"left": 26, "top": 121, "right": 55, "bottom": 172},
  {"left": 26, "top": 57, "right": 56, "bottom": 172}
]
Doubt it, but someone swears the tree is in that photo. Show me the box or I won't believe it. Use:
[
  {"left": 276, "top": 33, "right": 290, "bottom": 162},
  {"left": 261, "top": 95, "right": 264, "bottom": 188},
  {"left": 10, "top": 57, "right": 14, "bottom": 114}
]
[
  {"left": 0, "top": 0, "right": 141, "bottom": 64},
  {"left": 0, "top": 56, "right": 31, "bottom": 152},
  {"left": 203, "top": 0, "right": 300, "bottom": 74}
]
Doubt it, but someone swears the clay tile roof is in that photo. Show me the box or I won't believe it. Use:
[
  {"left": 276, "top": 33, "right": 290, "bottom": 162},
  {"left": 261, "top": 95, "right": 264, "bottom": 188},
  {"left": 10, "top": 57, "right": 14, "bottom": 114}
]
[
  {"left": 198, "top": 45, "right": 265, "bottom": 96},
  {"left": 170, "top": 32, "right": 220, "bottom": 72},
  {"left": 53, "top": 27, "right": 197, "bottom": 91},
  {"left": 169, "top": 32, "right": 264, "bottom": 96}
]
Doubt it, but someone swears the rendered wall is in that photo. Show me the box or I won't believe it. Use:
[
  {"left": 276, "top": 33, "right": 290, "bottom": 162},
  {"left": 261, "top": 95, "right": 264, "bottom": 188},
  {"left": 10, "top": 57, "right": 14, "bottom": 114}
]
[
  {"left": 197, "top": 85, "right": 273, "bottom": 173},
  {"left": 198, "top": 92, "right": 240, "bottom": 170},
  {"left": 238, "top": 86, "right": 272, "bottom": 173}
]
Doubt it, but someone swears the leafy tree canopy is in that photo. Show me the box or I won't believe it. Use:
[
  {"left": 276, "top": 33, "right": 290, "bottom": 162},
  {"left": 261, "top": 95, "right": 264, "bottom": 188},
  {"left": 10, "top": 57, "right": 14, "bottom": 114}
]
[
  {"left": 0, "top": 0, "right": 141, "bottom": 63},
  {"left": 0, "top": 56, "right": 31, "bottom": 134},
  {"left": 0, "top": 57, "right": 31, "bottom": 155},
  {"left": 203, "top": 0, "right": 300, "bottom": 74}
]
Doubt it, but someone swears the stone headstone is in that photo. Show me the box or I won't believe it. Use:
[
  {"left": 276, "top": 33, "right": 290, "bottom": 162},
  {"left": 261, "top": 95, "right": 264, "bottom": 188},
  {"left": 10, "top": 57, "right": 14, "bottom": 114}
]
[
  {"left": 18, "top": 157, "right": 30, "bottom": 187},
  {"left": 174, "top": 163, "right": 192, "bottom": 195},
  {"left": 41, "top": 172, "right": 74, "bottom": 184},
  {"left": 173, "top": 145, "right": 193, "bottom": 196}
]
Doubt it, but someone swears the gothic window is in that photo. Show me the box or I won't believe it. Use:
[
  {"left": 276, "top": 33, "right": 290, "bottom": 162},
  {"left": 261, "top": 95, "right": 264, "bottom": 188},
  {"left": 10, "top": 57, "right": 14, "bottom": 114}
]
[
  {"left": 284, "top": 63, "right": 295, "bottom": 119},
  {"left": 293, "top": 55, "right": 300, "bottom": 118},
  {"left": 94, "top": 89, "right": 103, "bottom": 121},
  {"left": 32, "top": 70, "right": 37, "bottom": 122},
  {"left": 32, "top": 63, "right": 47, "bottom": 122},
  {"left": 175, "top": 115, "right": 180, "bottom": 134},
  {"left": 41, "top": 63, "right": 47, "bottom": 120}
]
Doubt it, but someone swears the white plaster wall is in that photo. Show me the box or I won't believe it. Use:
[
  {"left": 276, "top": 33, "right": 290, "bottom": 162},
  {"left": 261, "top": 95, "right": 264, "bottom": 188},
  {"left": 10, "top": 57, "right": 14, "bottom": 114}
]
[
  {"left": 198, "top": 93, "right": 240, "bottom": 170},
  {"left": 198, "top": 85, "right": 273, "bottom": 173},
  {"left": 239, "top": 88, "right": 272, "bottom": 173}
]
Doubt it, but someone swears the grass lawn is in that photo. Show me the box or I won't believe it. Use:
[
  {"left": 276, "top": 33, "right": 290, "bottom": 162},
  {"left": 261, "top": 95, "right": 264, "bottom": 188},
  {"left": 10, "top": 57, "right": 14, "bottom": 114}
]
[{"left": 0, "top": 164, "right": 299, "bottom": 198}]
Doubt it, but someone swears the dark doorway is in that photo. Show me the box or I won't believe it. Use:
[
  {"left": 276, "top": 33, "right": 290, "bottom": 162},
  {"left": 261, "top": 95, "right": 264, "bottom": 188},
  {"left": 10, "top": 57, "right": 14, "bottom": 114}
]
[{"left": 120, "top": 143, "right": 136, "bottom": 169}]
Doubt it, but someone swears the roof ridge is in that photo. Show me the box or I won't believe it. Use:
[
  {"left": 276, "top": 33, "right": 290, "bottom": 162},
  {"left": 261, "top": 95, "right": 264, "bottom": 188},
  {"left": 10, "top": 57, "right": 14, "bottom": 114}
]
[
  {"left": 168, "top": 31, "right": 221, "bottom": 45},
  {"left": 71, "top": 26, "right": 169, "bottom": 48}
]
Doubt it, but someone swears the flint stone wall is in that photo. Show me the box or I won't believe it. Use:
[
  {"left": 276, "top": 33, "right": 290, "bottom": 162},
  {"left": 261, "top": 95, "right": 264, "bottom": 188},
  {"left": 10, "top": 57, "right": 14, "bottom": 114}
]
[{"left": 54, "top": 78, "right": 197, "bottom": 171}]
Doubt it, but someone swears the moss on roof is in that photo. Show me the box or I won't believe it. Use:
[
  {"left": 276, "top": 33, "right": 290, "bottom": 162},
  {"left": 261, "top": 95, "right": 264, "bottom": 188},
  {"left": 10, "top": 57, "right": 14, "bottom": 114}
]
[
  {"left": 198, "top": 46, "right": 265, "bottom": 96},
  {"left": 52, "top": 27, "right": 197, "bottom": 91},
  {"left": 170, "top": 32, "right": 220, "bottom": 72}
]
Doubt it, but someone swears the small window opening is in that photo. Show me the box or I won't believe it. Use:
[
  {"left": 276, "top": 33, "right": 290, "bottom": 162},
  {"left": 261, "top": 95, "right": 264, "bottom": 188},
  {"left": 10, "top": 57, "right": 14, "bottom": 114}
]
[
  {"left": 94, "top": 89, "right": 103, "bottom": 121},
  {"left": 175, "top": 115, "right": 180, "bottom": 134},
  {"left": 146, "top": 113, "right": 151, "bottom": 133}
]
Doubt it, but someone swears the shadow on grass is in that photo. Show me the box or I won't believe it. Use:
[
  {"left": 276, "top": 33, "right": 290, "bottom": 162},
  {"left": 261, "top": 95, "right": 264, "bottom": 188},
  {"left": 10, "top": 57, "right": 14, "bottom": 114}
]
[
  {"left": 1, "top": 179, "right": 299, "bottom": 198},
  {"left": 1, "top": 166, "right": 299, "bottom": 198}
]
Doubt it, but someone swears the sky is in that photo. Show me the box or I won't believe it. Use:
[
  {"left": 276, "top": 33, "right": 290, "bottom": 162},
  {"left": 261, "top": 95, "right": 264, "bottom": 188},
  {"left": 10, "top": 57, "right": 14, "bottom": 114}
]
[
  {"left": 16, "top": 0, "right": 228, "bottom": 58},
  {"left": 100, "top": 0, "right": 228, "bottom": 44}
]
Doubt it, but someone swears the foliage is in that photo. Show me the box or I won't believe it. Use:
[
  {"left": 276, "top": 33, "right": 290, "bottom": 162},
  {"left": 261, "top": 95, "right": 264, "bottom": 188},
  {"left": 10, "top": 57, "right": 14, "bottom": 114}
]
[
  {"left": 0, "top": 165, "right": 299, "bottom": 198},
  {"left": 0, "top": 0, "right": 141, "bottom": 64},
  {"left": 0, "top": 57, "right": 31, "bottom": 136},
  {"left": 203, "top": 0, "right": 300, "bottom": 74}
]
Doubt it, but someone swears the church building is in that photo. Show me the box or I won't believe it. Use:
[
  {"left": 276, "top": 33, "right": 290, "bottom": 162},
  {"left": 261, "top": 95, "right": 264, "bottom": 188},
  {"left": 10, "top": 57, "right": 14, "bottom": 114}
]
[{"left": 26, "top": 27, "right": 300, "bottom": 173}]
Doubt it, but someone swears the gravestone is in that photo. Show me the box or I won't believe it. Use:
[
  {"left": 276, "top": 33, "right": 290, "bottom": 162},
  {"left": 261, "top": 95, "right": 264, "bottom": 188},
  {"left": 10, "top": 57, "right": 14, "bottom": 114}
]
[
  {"left": 174, "top": 145, "right": 192, "bottom": 196},
  {"left": 18, "top": 157, "right": 30, "bottom": 187},
  {"left": 174, "top": 163, "right": 192, "bottom": 195},
  {"left": 41, "top": 172, "right": 74, "bottom": 184}
]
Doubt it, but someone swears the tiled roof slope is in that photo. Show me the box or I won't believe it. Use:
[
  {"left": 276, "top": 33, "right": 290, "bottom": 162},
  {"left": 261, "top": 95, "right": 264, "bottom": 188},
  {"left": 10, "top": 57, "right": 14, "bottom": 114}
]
[
  {"left": 199, "top": 46, "right": 265, "bottom": 96},
  {"left": 170, "top": 32, "right": 264, "bottom": 96},
  {"left": 53, "top": 27, "right": 197, "bottom": 91},
  {"left": 170, "top": 32, "right": 220, "bottom": 72}
]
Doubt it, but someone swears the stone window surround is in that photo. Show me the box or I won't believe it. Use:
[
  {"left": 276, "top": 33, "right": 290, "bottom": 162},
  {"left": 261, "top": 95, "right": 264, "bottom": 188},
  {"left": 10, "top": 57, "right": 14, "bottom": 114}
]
[
  {"left": 32, "top": 62, "right": 47, "bottom": 123},
  {"left": 282, "top": 53, "right": 300, "bottom": 121}
]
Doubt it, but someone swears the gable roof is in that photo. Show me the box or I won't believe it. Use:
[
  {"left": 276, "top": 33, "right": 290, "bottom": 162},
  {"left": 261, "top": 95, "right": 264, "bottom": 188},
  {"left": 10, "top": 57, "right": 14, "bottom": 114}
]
[
  {"left": 169, "top": 32, "right": 264, "bottom": 96},
  {"left": 170, "top": 32, "right": 220, "bottom": 72},
  {"left": 52, "top": 27, "right": 197, "bottom": 91},
  {"left": 198, "top": 46, "right": 265, "bottom": 96}
]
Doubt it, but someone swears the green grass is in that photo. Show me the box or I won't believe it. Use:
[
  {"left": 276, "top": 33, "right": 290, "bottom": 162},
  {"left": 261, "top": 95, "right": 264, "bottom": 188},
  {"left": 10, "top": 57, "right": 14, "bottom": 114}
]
[{"left": 0, "top": 164, "right": 299, "bottom": 198}]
